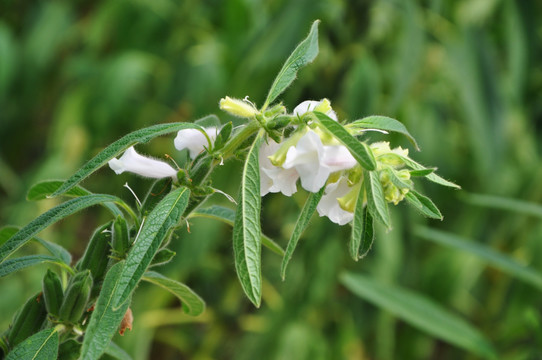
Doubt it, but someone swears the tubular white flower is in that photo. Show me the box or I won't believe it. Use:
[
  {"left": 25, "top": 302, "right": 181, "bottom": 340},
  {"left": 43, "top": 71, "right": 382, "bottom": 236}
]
[
  {"left": 293, "top": 99, "right": 338, "bottom": 121},
  {"left": 259, "top": 139, "right": 299, "bottom": 197},
  {"left": 317, "top": 177, "right": 354, "bottom": 225},
  {"left": 174, "top": 127, "right": 218, "bottom": 158},
  {"left": 282, "top": 130, "right": 356, "bottom": 192},
  {"left": 108, "top": 147, "right": 177, "bottom": 179}
]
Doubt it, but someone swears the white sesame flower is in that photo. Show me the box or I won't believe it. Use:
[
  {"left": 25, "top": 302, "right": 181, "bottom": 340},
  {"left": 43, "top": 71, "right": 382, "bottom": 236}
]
[
  {"left": 293, "top": 99, "right": 337, "bottom": 121},
  {"left": 108, "top": 146, "right": 177, "bottom": 179},
  {"left": 317, "top": 177, "right": 354, "bottom": 225},
  {"left": 259, "top": 139, "right": 299, "bottom": 197},
  {"left": 282, "top": 130, "right": 356, "bottom": 192},
  {"left": 174, "top": 127, "right": 219, "bottom": 158}
]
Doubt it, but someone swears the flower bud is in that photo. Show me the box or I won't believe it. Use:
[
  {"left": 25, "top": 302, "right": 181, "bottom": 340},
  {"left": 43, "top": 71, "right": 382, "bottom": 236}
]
[{"left": 219, "top": 96, "right": 259, "bottom": 118}]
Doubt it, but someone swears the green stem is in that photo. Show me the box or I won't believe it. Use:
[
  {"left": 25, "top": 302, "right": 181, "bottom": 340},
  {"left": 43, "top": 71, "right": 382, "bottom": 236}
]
[
  {"left": 115, "top": 201, "right": 140, "bottom": 228},
  {"left": 220, "top": 121, "right": 260, "bottom": 159}
]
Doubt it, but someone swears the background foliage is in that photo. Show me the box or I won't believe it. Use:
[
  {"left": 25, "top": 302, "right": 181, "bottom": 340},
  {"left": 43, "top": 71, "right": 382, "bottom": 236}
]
[{"left": 1, "top": 0, "right": 542, "bottom": 359}]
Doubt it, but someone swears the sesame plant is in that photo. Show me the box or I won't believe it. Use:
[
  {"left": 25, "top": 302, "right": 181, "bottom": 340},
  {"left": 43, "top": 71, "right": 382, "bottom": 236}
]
[{"left": 0, "top": 21, "right": 461, "bottom": 360}]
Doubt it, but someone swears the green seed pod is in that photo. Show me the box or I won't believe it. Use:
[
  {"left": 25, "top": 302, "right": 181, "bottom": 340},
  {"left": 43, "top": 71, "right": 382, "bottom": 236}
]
[
  {"left": 57, "top": 339, "right": 81, "bottom": 360},
  {"left": 76, "top": 221, "right": 113, "bottom": 282},
  {"left": 111, "top": 216, "right": 130, "bottom": 259},
  {"left": 141, "top": 177, "right": 173, "bottom": 215},
  {"left": 7, "top": 292, "right": 47, "bottom": 348},
  {"left": 58, "top": 270, "right": 93, "bottom": 324},
  {"left": 42, "top": 269, "right": 63, "bottom": 317},
  {"left": 150, "top": 249, "right": 176, "bottom": 268}
]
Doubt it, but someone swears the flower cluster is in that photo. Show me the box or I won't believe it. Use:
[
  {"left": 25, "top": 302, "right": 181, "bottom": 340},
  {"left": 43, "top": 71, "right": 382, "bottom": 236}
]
[{"left": 108, "top": 98, "right": 415, "bottom": 227}]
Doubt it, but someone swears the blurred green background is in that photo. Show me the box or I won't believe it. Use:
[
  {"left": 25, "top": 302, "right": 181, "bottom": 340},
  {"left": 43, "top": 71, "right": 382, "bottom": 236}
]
[{"left": 1, "top": 0, "right": 542, "bottom": 359}]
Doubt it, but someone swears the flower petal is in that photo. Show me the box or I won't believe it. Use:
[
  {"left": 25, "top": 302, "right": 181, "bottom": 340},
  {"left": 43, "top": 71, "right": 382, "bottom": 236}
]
[
  {"left": 174, "top": 127, "right": 218, "bottom": 158},
  {"left": 317, "top": 177, "right": 354, "bottom": 225},
  {"left": 108, "top": 147, "right": 177, "bottom": 179}
]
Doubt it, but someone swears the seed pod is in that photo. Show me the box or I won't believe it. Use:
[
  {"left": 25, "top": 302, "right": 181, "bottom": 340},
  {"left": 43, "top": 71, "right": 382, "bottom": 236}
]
[
  {"left": 111, "top": 216, "right": 130, "bottom": 259},
  {"left": 7, "top": 292, "right": 47, "bottom": 348},
  {"left": 141, "top": 177, "right": 173, "bottom": 215},
  {"left": 58, "top": 270, "right": 93, "bottom": 324},
  {"left": 76, "top": 221, "right": 113, "bottom": 282},
  {"left": 42, "top": 269, "right": 63, "bottom": 317}
]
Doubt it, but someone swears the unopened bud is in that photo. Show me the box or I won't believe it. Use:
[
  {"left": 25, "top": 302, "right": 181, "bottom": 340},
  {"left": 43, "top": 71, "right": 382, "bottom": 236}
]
[{"left": 219, "top": 96, "right": 259, "bottom": 118}]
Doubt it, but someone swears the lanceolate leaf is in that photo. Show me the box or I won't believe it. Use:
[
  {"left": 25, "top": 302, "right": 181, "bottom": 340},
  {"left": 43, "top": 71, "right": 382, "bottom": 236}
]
[
  {"left": 143, "top": 271, "right": 205, "bottom": 316},
  {"left": 51, "top": 119, "right": 214, "bottom": 197},
  {"left": 281, "top": 186, "right": 324, "bottom": 280},
  {"left": 364, "top": 171, "right": 391, "bottom": 228},
  {"left": 264, "top": 20, "right": 320, "bottom": 107},
  {"left": 81, "top": 262, "right": 131, "bottom": 360},
  {"left": 315, "top": 112, "right": 376, "bottom": 171},
  {"left": 0, "top": 255, "right": 70, "bottom": 278},
  {"left": 112, "top": 187, "right": 190, "bottom": 308},
  {"left": 350, "top": 116, "right": 420, "bottom": 150},
  {"left": 6, "top": 328, "right": 59, "bottom": 360},
  {"left": 27, "top": 180, "right": 122, "bottom": 217},
  {"left": 405, "top": 190, "right": 443, "bottom": 219},
  {"left": 415, "top": 227, "right": 542, "bottom": 290},
  {"left": 0, "top": 226, "right": 71, "bottom": 265},
  {"left": 0, "top": 194, "right": 121, "bottom": 264},
  {"left": 104, "top": 342, "right": 132, "bottom": 360},
  {"left": 350, "top": 198, "right": 374, "bottom": 261},
  {"left": 189, "top": 205, "right": 284, "bottom": 256},
  {"left": 340, "top": 272, "right": 496, "bottom": 359},
  {"left": 27, "top": 180, "right": 91, "bottom": 200},
  {"left": 233, "top": 132, "right": 264, "bottom": 307},
  {"left": 392, "top": 154, "right": 460, "bottom": 189}
]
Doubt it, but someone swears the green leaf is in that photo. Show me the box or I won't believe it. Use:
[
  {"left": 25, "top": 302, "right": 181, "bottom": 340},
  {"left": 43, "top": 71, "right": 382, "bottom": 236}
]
[
  {"left": 364, "top": 171, "right": 391, "bottom": 228},
  {"left": 0, "top": 255, "right": 70, "bottom": 278},
  {"left": 281, "top": 187, "right": 324, "bottom": 280},
  {"left": 233, "top": 132, "right": 263, "bottom": 307},
  {"left": 414, "top": 227, "right": 542, "bottom": 290},
  {"left": 340, "top": 272, "right": 496, "bottom": 359},
  {"left": 264, "top": 20, "right": 320, "bottom": 107},
  {"left": 463, "top": 193, "right": 542, "bottom": 219},
  {"left": 385, "top": 168, "right": 413, "bottom": 189},
  {"left": 81, "top": 262, "right": 131, "bottom": 360},
  {"left": 34, "top": 238, "right": 72, "bottom": 265},
  {"left": 6, "top": 328, "right": 59, "bottom": 360},
  {"left": 0, "top": 227, "right": 71, "bottom": 265},
  {"left": 27, "top": 180, "right": 91, "bottom": 200},
  {"left": 392, "top": 154, "right": 460, "bottom": 189},
  {"left": 350, "top": 115, "right": 419, "bottom": 150},
  {"left": 189, "top": 205, "right": 284, "bottom": 256},
  {"left": 103, "top": 342, "right": 132, "bottom": 360},
  {"left": 143, "top": 271, "right": 205, "bottom": 316},
  {"left": 350, "top": 201, "right": 374, "bottom": 261},
  {"left": 112, "top": 187, "right": 190, "bottom": 308},
  {"left": 404, "top": 190, "right": 443, "bottom": 219},
  {"left": 27, "top": 180, "right": 124, "bottom": 217},
  {"left": 315, "top": 112, "right": 376, "bottom": 170},
  {"left": 409, "top": 168, "right": 436, "bottom": 177},
  {"left": 51, "top": 119, "right": 213, "bottom": 197},
  {"left": 0, "top": 194, "right": 121, "bottom": 264}
]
